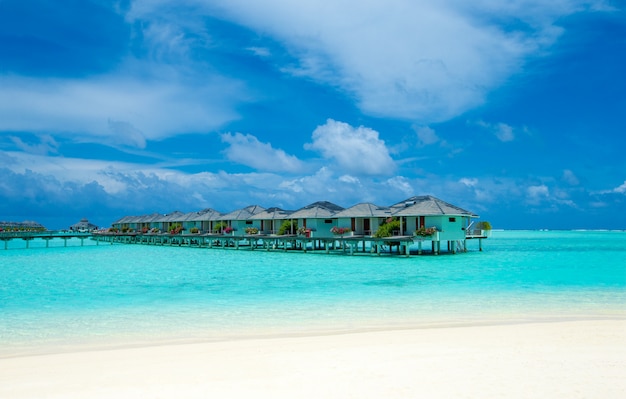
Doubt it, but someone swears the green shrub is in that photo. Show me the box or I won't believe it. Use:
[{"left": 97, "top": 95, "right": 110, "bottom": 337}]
[
  {"left": 374, "top": 218, "right": 401, "bottom": 238},
  {"left": 213, "top": 222, "right": 228, "bottom": 233},
  {"left": 277, "top": 220, "right": 297, "bottom": 235},
  {"left": 478, "top": 221, "right": 492, "bottom": 230}
]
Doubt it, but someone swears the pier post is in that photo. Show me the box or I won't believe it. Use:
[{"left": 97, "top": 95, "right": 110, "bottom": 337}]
[
  {"left": 418, "top": 240, "right": 422, "bottom": 255},
  {"left": 451, "top": 240, "right": 456, "bottom": 254},
  {"left": 80, "top": 237, "right": 84, "bottom": 247},
  {"left": 63, "top": 238, "right": 68, "bottom": 247},
  {"left": 479, "top": 238, "right": 483, "bottom": 251}
]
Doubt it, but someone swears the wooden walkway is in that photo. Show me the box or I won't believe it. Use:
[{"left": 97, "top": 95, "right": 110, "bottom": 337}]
[
  {"left": 91, "top": 232, "right": 484, "bottom": 256},
  {"left": 0, "top": 231, "right": 95, "bottom": 249},
  {"left": 1, "top": 231, "right": 487, "bottom": 255}
]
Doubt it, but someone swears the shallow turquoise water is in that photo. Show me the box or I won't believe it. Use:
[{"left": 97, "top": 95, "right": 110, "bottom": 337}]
[{"left": 1, "top": 231, "right": 625, "bottom": 355}]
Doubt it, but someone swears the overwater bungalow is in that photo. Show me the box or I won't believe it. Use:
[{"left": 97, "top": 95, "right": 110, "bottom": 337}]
[
  {"left": 187, "top": 208, "right": 223, "bottom": 233},
  {"left": 69, "top": 218, "right": 98, "bottom": 232},
  {"left": 107, "top": 195, "right": 489, "bottom": 256},
  {"left": 217, "top": 205, "right": 265, "bottom": 234},
  {"left": 248, "top": 207, "right": 293, "bottom": 235},
  {"left": 288, "top": 201, "right": 345, "bottom": 237},
  {"left": 333, "top": 203, "right": 393, "bottom": 236}
]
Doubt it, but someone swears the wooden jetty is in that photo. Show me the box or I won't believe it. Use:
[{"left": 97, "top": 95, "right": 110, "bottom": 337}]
[
  {"left": 0, "top": 231, "right": 97, "bottom": 249},
  {"left": 90, "top": 231, "right": 487, "bottom": 257}
]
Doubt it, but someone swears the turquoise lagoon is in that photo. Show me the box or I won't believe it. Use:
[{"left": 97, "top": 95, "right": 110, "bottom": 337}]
[{"left": 1, "top": 230, "right": 625, "bottom": 356}]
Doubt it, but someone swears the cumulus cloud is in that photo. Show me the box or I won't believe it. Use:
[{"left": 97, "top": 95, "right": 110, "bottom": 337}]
[
  {"left": 221, "top": 133, "right": 304, "bottom": 172},
  {"left": 305, "top": 119, "right": 395, "bottom": 176}
]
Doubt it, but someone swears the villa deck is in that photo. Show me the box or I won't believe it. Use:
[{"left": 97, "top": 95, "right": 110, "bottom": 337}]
[{"left": 89, "top": 231, "right": 485, "bottom": 256}]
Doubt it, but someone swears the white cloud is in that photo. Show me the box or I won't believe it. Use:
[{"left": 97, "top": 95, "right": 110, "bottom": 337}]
[
  {"left": 247, "top": 47, "right": 271, "bottom": 57},
  {"left": 475, "top": 120, "right": 517, "bottom": 142},
  {"left": 174, "top": 0, "right": 607, "bottom": 123},
  {"left": 221, "top": 133, "right": 304, "bottom": 172},
  {"left": 460, "top": 178, "right": 479, "bottom": 187},
  {"left": 562, "top": 169, "right": 580, "bottom": 185},
  {"left": 612, "top": 181, "right": 626, "bottom": 194},
  {"left": 527, "top": 184, "right": 550, "bottom": 204},
  {"left": 0, "top": 73, "right": 244, "bottom": 147},
  {"left": 495, "top": 123, "right": 515, "bottom": 142},
  {"left": 9, "top": 134, "right": 59, "bottom": 155},
  {"left": 305, "top": 119, "right": 395, "bottom": 176},
  {"left": 415, "top": 126, "right": 440, "bottom": 146}
]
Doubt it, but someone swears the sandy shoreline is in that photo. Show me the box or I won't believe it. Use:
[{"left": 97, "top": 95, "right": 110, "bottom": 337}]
[{"left": 1, "top": 319, "right": 625, "bottom": 398}]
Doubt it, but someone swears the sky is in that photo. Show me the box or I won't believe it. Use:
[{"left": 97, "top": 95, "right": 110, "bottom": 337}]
[{"left": 1, "top": 0, "right": 625, "bottom": 230}]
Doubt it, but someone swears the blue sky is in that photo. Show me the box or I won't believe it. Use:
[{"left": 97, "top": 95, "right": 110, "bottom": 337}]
[{"left": 1, "top": 0, "right": 625, "bottom": 230}]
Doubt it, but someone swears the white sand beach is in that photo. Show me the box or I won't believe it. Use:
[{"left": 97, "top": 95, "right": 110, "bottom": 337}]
[{"left": 1, "top": 319, "right": 624, "bottom": 399}]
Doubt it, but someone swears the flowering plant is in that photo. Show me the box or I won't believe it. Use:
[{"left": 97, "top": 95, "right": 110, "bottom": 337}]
[
  {"left": 331, "top": 226, "right": 351, "bottom": 235},
  {"left": 297, "top": 227, "right": 308, "bottom": 236},
  {"left": 224, "top": 226, "right": 234, "bottom": 234},
  {"left": 245, "top": 227, "right": 259, "bottom": 234},
  {"left": 414, "top": 226, "right": 437, "bottom": 236}
]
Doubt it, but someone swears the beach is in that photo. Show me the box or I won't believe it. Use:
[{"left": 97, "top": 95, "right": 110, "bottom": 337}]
[{"left": 1, "top": 319, "right": 624, "bottom": 399}]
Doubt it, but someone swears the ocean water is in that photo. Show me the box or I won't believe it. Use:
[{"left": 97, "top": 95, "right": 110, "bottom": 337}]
[{"left": 1, "top": 230, "right": 625, "bottom": 356}]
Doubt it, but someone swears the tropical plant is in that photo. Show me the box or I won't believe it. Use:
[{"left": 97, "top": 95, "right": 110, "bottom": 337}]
[
  {"left": 330, "top": 226, "right": 351, "bottom": 235},
  {"left": 374, "top": 218, "right": 401, "bottom": 238},
  {"left": 414, "top": 226, "right": 438, "bottom": 237},
  {"left": 213, "top": 222, "right": 229, "bottom": 233},
  {"left": 168, "top": 223, "right": 183, "bottom": 234},
  {"left": 478, "top": 221, "right": 492, "bottom": 230},
  {"left": 277, "top": 220, "right": 297, "bottom": 235},
  {"left": 244, "top": 227, "right": 259, "bottom": 234},
  {"left": 189, "top": 226, "right": 199, "bottom": 234}
]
